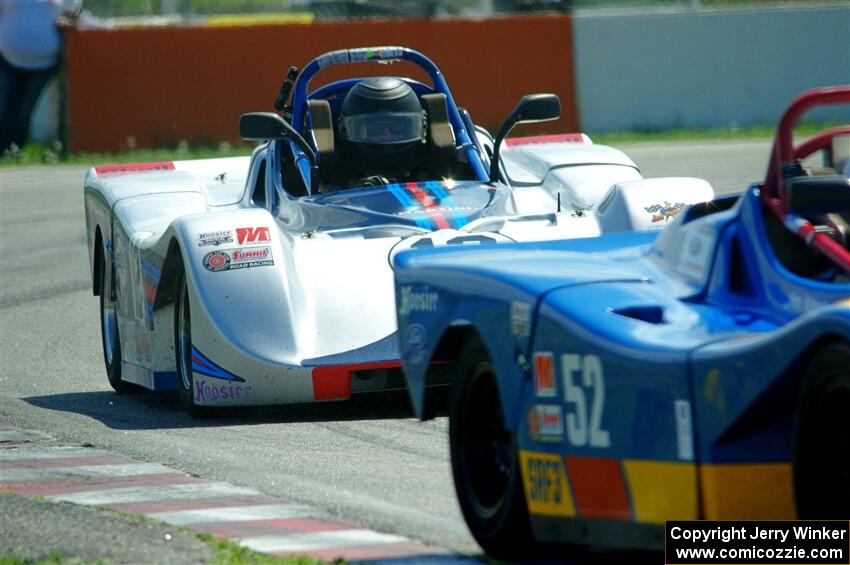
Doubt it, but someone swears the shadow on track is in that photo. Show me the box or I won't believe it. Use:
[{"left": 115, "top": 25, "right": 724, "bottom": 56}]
[{"left": 22, "top": 387, "right": 451, "bottom": 431}]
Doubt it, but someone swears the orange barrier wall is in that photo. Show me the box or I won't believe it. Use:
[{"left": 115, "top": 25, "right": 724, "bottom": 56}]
[{"left": 65, "top": 15, "right": 576, "bottom": 153}]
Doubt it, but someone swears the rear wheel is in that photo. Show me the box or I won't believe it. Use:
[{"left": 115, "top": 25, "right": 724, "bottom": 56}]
[
  {"left": 449, "top": 335, "right": 533, "bottom": 558},
  {"left": 794, "top": 341, "right": 850, "bottom": 518},
  {"left": 99, "top": 250, "right": 129, "bottom": 393},
  {"left": 174, "top": 263, "right": 212, "bottom": 419}
]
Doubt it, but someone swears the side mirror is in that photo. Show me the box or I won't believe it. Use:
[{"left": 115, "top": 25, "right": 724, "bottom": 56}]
[
  {"left": 489, "top": 94, "right": 560, "bottom": 182},
  {"left": 239, "top": 112, "right": 317, "bottom": 163}
]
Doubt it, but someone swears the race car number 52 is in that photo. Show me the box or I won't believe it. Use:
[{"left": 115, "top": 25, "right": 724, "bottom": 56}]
[{"left": 562, "top": 354, "right": 610, "bottom": 448}]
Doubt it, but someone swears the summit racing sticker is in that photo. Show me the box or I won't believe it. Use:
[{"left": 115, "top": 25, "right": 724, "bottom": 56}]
[{"left": 203, "top": 247, "right": 274, "bottom": 272}]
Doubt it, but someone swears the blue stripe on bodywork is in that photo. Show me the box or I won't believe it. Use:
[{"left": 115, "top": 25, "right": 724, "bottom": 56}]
[
  {"left": 191, "top": 346, "right": 245, "bottom": 382},
  {"left": 426, "top": 181, "right": 468, "bottom": 228},
  {"left": 387, "top": 183, "right": 432, "bottom": 230}
]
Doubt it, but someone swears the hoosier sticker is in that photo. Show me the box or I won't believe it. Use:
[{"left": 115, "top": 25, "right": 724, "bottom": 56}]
[
  {"left": 197, "top": 230, "right": 233, "bottom": 247},
  {"left": 203, "top": 247, "right": 274, "bottom": 272}
]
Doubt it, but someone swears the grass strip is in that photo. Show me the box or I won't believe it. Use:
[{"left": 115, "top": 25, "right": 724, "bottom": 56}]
[{"left": 0, "top": 121, "right": 841, "bottom": 168}]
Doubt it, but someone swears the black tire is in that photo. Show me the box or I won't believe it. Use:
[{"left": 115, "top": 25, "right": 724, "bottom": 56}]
[
  {"left": 99, "top": 250, "right": 129, "bottom": 393},
  {"left": 449, "top": 335, "right": 533, "bottom": 558},
  {"left": 794, "top": 341, "right": 850, "bottom": 519},
  {"left": 174, "top": 263, "right": 213, "bottom": 419}
]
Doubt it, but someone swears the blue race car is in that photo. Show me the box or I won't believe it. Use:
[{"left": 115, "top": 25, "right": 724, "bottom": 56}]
[{"left": 394, "top": 86, "right": 850, "bottom": 556}]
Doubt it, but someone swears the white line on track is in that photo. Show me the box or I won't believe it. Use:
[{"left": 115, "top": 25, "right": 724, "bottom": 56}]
[
  {"left": 0, "top": 447, "right": 114, "bottom": 460},
  {"left": 0, "top": 463, "right": 175, "bottom": 482},
  {"left": 238, "top": 529, "right": 409, "bottom": 553},
  {"left": 46, "top": 482, "right": 260, "bottom": 505},
  {"left": 145, "top": 503, "right": 322, "bottom": 526}
]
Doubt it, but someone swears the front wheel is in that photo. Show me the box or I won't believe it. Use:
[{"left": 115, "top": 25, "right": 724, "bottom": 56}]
[
  {"left": 174, "top": 264, "right": 212, "bottom": 419},
  {"left": 794, "top": 341, "right": 850, "bottom": 518},
  {"left": 449, "top": 335, "right": 533, "bottom": 558},
  {"left": 99, "top": 250, "right": 129, "bottom": 393}
]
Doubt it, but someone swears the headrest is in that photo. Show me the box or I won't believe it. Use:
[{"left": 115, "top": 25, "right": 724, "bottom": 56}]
[
  {"left": 786, "top": 174, "right": 850, "bottom": 215},
  {"left": 420, "top": 93, "right": 455, "bottom": 178},
  {"left": 308, "top": 99, "right": 336, "bottom": 177}
]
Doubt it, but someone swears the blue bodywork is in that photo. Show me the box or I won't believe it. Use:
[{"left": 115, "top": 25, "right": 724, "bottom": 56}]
[{"left": 394, "top": 181, "right": 849, "bottom": 544}]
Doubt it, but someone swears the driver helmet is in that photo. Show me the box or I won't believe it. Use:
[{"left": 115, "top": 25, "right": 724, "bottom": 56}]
[{"left": 338, "top": 77, "right": 426, "bottom": 178}]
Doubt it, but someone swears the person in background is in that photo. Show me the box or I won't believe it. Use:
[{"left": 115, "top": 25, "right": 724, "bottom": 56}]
[{"left": 0, "top": 0, "right": 81, "bottom": 154}]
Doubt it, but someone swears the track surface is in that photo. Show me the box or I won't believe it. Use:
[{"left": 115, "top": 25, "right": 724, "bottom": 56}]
[{"left": 0, "top": 139, "right": 771, "bottom": 557}]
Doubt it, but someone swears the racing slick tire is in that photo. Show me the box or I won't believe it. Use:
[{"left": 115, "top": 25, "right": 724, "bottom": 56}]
[
  {"left": 449, "top": 335, "right": 534, "bottom": 558},
  {"left": 99, "top": 249, "right": 129, "bottom": 393},
  {"left": 794, "top": 341, "right": 850, "bottom": 519},
  {"left": 174, "top": 262, "right": 213, "bottom": 419}
]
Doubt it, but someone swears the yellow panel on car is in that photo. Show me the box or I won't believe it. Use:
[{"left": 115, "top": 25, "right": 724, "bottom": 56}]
[
  {"left": 699, "top": 462, "right": 796, "bottom": 520},
  {"left": 519, "top": 450, "right": 576, "bottom": 517},
  {"left": 623, "top": 460, "right": 698, "bottom": 523}
]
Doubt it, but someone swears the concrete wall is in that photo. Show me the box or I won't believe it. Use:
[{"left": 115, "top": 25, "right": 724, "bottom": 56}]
[{"left": 573, "top": 5, "right": 850, "bottom": 132}]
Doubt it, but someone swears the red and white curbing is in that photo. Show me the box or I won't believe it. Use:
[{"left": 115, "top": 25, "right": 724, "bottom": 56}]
[{"left": 0, "top": 429, "right": 448, "bottom": 562}]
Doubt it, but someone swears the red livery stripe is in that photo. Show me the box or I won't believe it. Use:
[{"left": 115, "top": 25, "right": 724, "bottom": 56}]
[
  {"left": 505, "top": 133, "right": 587, "bottom": 147},
  {"left": 94, "top": 162, "right": 175, "bottom": 176},
  {"left": 564, "top": 456, "right": 632, "bottom": 520},
  {"left": 405, "top": 182, "right": 450, "bottom": 229}
]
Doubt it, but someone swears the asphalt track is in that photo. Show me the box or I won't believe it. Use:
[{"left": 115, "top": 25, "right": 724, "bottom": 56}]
[{"left": 0, "top": 139, "right": 771, "bottom": 561}]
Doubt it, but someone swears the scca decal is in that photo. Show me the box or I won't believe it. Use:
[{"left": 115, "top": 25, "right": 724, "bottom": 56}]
[
  {"left": 236, "top": 226, "right": 270, "bottom": 245},
  {"left": 519, "top": 451, "right": 575, "bottom": 517}
]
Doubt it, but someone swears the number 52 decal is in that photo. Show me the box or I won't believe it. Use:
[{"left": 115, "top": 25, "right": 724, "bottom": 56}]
[
  {"left": 562, "top": 354, "right": 610, "bottom": 448},
  {"left": 532, "top": 352, "right": 610, "bottom": 448}
]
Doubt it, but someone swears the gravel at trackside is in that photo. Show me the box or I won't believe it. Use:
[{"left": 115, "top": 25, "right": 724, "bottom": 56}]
[{"left": 0, "top": 490, "right": 215, "bottom": 564}]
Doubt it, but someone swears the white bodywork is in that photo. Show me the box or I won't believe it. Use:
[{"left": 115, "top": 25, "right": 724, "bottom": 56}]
[{"left": 84, "top": 134, "right": 714, "bottom": 406}]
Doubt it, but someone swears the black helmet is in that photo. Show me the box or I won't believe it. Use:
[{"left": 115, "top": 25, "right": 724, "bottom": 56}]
[{"left": 338, "top": 77, "right": 426, "bottom": 177}]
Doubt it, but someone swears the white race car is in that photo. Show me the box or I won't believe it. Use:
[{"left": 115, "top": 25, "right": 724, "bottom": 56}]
[{"left": 84, "top": 46, "right": 713, "bottom": 416}]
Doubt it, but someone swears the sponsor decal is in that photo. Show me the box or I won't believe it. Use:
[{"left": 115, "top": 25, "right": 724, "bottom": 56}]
[
  {"left": 404, "top": 324, "right": 427, "bottom": 350},
  {"left": 194, "top": 378, "right": 253, "bottom": 404},
  {"left": 230, "top": 246, "right": 272, "bottom": 266},
  {"left": 398, "top": 285, "right": 438, "bottom": 316},
  {"left": 511, "top": 301, "right": 532, "bottom": 338},
  {"left": 203, "top": 250, "right": 231, "bottom": 272},
  {"left": 644, "top": 201, "right": 688, "bottom": 223},
  {"left": 197, "top": 230, "right": 233, "bottom": 247},
  {"left": 676, "top": 227, "right": 716, "bottom": 281},
  {"left": 528, "top": 404, "right": 564, "bottom": 443},
  {"left": 675, "top": 399, "right": 694, "bottom": 461},
  {"left": 236, "top": 226, "right": 270, "bottom": 245},
  {"left": 202, "top": 247, "right": 274, "bottom": 272},
  {"left": 519, "top": 451, "right": 575, "bottom": 516},
  {"left": 533, "top": 352, "right": 556, "bottom": 398}
]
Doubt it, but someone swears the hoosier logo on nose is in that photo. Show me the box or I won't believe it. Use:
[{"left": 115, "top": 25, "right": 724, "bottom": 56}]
[{"left": 398, "top": 285, "right": 438, "bottom": 316}]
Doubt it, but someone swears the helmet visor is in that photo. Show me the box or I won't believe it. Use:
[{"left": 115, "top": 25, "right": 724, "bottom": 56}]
[{"left": 341, "top": 112, "right": 424, "bottom": 144}]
